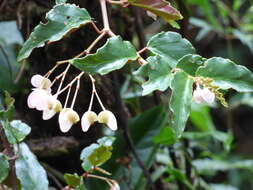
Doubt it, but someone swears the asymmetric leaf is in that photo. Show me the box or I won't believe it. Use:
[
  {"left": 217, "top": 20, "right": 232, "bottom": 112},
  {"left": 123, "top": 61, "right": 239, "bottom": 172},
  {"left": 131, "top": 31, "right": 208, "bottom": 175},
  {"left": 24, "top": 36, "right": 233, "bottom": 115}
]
[
  {"left": 196, "top": 57, "right": 253, "bottom": 92},
  {"left": 169, "top": 71, "right": 193, "bottom": 137},
  {"left": 71, "top": 36, "right": 138, "bottom": 75},
  {"left": 148, "top": 32, "right": 195, "bottom": 68},
  {"left": 134, "top": 55, "right": 172, "bottom": 95},
  {"left": 17, "top": 4, "right": 92, "bottom": 61},
  {"left": 15, "top": 143, "right": 49, "bottom": 190},
  {"left": 128, "top": 0, "right": 183, "bottom": 23}
]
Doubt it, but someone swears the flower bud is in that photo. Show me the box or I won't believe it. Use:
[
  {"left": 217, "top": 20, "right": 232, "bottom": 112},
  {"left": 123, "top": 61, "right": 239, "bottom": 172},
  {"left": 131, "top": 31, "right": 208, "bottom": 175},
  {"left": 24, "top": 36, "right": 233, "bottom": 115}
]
[
  {"left": 31, "top": 74, "right": 51, "bottom": 90},
  {"left": 109, "top": 181, "right": 120, "bottom": 190},
  {"left": 58, "top": 108, "right": 80, "bottom": 133},
  {"left": 81, "top": 111, "right": 98, "bottom": 132},
  {"left": 42, "top": 96, "right": 62, "bottom": 120},
  {"left": 98, "top": 110, "right": 117, "bottom": 131}
]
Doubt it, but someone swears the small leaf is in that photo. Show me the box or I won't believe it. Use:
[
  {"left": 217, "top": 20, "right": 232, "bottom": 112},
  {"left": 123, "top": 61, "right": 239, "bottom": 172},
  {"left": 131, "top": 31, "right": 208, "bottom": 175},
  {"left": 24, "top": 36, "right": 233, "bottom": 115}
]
[
  {"left": 1, "top": 120, "right": 31, "bottom": 144},
  {"left": 15, "top": 143, "right": 49, "bottom": 190},
  {"left": 196, "top": 57, "right": 253, "bottom": 92},
  {"left": 64, "top": 173, "right": 82, "bottom": 187},
  {"left": 0, "top": 153, "right": 9, "bottom": 183},
  {"left": 128, "top": 0, "right": 183, "bottom": 23},
  {"left": 80, "top": 136, "right": 115, "bottom": 171},
  {"left": 177, "top": 54, "right": 205, "bottom": 76},
  {"left": 134, "top": 55, "right": 172, "bottom": 95},
  {"left": 17, "top": 4, "right": 92, "bottom": 61},
  {"left": 0, "top": 91, "right": 15, "bottom": 120},
  {"left": 147, "top": 32, "right": 195, "bottom": 68},
  {"left": 169, "top": 71, "right": 193, "bottom": 137},
  {"left": 71, "top": 36, "right": 138, "bottom": 75}
]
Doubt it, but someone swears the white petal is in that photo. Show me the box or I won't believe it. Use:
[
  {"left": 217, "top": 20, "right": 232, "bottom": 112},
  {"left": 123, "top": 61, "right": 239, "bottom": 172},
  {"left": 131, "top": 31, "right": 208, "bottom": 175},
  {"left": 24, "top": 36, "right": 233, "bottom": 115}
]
[
  {"left": 110, "top": 181, "right": 120, "bottom": 190},
  {"left": 40, "top": 78, "right": 52, "bottom": 89},
  {"left": 193, "top": 88, "right": 204, "bottom": 104},
  {"left": 31, "top": 74, "right": 44, "bottom": 88},
  {"left": 81, "top": 111, "right": 98, "bottom": 132},
  {"left": 202, "top": 88, "right": 215, "bottom": 104},
  {"left": 98, "top": 110, "right": 117, "bottom": 131},
  {"left": 27, "top": 89, "right": 49, "bottom": 110},
  {"left": 58, "top": 108, "right": 79, "bottom": 133},
  {"left": 43, "top": 109, "right": 56, "bottom": 120}
]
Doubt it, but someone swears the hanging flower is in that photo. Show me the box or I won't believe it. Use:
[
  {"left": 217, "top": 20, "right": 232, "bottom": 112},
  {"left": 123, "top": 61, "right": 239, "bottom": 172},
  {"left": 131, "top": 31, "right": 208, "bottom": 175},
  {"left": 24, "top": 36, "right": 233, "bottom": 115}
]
[
  {"left": 58, "top": 108, "right": 80, "bottom": 133},
  {"left": 42, "top": 96, "right": 62, "bottom": 120},
  {"left": 109, "top": 181, "right": 120, "bottom": 190},
  {"left": 193, "top": 85, "right": 215, "bottom": 104},
  {"left": 27, "top": 89, "right": 51, "bottom": 111},
  {"left": 31, "top": 74, "right": 51, "bottom": 90},
  {"left": 81, "top": 111, "right": 98, "bottom": 132},
  {"left": 98, "top": 110, "right": 118, "bottom": 131}
]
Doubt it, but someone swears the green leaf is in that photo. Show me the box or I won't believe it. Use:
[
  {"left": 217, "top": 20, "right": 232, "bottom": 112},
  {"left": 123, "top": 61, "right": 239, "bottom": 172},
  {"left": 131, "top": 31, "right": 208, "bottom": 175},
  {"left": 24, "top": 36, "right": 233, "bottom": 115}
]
[
  {"left": 17, "top": 4, "right": 92, "bottom": 61},
  {"left": 64, "top": 173, "right": 82, "bottom": 187},
  {"left": 1, "top": 120, "right": 31, "bottom": 144},
  {"left": 15, "top": 143, "right": 49, "bottom": 190},
  {"left": 56, "top": 0, "right": 67, "bottom": 4},
  {"left": 196, "top": 57, "right": 253, "bottom": 92},
  {"left": 147, "top": 32, "right": 195, "bottom": 68},
  {"left": 134, "top": 55, "right": 172, "bottom": 95},
  {"left": 177, "top": 54, "right": 205, "bottom": 76},
  {"left": 80, "top": 136, "right": 115, "bottom": 171},
  {"left": 0, "top": 91, "right": 15, "bottom": 120},
  {"left": 0, "top": 153, "right": 9, "bottom": 183},
  {"left": 71, "top": 36, "right": 138, "bottom": 75},
  {"left": 153, "top": 126, "right": 177, "bottom": 145},
  {"left": 169, "top": 71, "right": 194, "bottom": 137},
  {"left": 128, "top": 0, "right": 183, "bottom": 23}
]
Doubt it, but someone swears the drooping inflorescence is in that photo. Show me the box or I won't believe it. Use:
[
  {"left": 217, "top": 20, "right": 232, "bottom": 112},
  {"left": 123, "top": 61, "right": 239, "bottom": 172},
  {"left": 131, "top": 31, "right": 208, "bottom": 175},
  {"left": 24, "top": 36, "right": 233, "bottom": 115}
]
[{"left": 27, "top": 64, "right": 117, "bottom": 133}]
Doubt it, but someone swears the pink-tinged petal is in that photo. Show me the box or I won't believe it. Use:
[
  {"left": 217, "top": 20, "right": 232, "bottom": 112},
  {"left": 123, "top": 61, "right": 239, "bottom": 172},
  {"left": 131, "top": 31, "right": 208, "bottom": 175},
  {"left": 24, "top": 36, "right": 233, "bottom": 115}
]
[
  {"left": 31, "top": 74, "right": 44, "bottom": 88},
  {"left": 202, "top": 88, "right": 215, "bottom": 104},
  {"left": 27, "top": 89, "right": 49, "bottom": 110},
  {"left": 110, "top": 181, "right": 120, "bottom": 190},
  {"left": 81, "top": 111, "right": 98, "bottom": 132},
  {"left": 98, "top": 110, "right": 118, "bottom": 131},
  {"left": 193, "top": 88, "right": 204, "bottom": 104}
]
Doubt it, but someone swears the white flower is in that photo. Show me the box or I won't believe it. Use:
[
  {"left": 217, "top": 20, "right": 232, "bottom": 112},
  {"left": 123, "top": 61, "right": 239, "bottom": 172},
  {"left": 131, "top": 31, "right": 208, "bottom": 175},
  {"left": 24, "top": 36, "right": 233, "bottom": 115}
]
[
  {"left": 27, "top": 89, "right": 51, "bottom": 111},
  {"left": 109, "top": 181, "right": 120, "bottom": 190},
  {"left": 81, "top": 111, "right": 98, "bottom": 132},
  {"left": 193, "top": 86, "right": 215, "bottom": 104},
  {"left": 42, "top": 96, "right": 62, "bottom": 120},
  {"left": 146, "top": 11, "right": 157, "bottom": 20},
  {"left": 31, "top": 74, "right": 51, "bottom": 90},
  {"left": 58, "top": 108, "right": 80, "bottom": 133},
  {"left": 98, "top": 110, "right": 117, "bottom": 131}
]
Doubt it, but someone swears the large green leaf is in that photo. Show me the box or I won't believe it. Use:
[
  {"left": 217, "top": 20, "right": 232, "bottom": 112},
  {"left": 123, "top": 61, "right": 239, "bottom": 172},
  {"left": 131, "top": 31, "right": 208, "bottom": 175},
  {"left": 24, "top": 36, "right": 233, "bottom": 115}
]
[
  {"left": 176, "top": 54, "right": 205, "bottom": 76},
  {"left": 128, "top": 0, "right": 182, "bottom": 23},
  {"left": 169, "top": 71, "right": 194, "bottom": 137},
  {"left": 17, "top": 4, "right": 92, "bottom": 61},
  {"left": 15, "top": 143, "right": 49, "bottom": 190},
  {"left": 147, "top": 32, "right": 195, "bottom": 68},
  {"left": 196, "top": 57, "right": 253, "bottom": 92},
  {"left": 1, "top": 120, "right": 31, "bottom": 144},
  {"left": 0, "top": 153, "right": 9, "bottom": 183},
  {"left": 80, "top": 136, "right": 115, "bottom": 171},
  {"left": 71, "top": 36, "right": 138, "bottom": 75},
  {"left": 134, "top": 55, "right": 172, "bottom": 95},
  {"left": 153, "top": 126, "right": 177, "bottom": 145},
  {"left": 56, "top": 0, "right": 67, "bottom": 4}
]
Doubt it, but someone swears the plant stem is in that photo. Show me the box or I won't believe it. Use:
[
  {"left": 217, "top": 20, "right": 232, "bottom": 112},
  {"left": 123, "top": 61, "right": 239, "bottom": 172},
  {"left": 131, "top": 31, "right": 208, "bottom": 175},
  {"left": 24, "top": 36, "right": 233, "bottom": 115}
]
[{"left": 99, "top": 0, "right": 110, "bottom": 30}]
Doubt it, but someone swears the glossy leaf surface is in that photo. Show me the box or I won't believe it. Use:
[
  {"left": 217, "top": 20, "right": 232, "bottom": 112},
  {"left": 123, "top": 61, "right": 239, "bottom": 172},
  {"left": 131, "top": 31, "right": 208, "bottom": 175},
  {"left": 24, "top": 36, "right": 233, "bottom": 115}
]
[
  {"left": 169, "top": 71, "right": 193, "bottom": 137},
  {"left": 147, "top": 32, "right": 195, "bottom": 68},
  {"left": 71, "top": 36, "right": 138, "bottom": 75},
  {"left": 17, "top": 4, "right": 92, "bottom": 61},
  {"left": 197, "top": 57, "right": 253, "bottom": 92},
  {"left": 0, "top": 153, "right": 9, "bottom": 183}
]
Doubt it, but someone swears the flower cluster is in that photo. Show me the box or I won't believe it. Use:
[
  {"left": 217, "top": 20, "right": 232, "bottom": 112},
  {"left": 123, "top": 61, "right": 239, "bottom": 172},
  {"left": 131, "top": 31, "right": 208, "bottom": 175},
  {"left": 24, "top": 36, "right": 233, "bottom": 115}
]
[{"left": 27, "top": 64, "right": 117, "bottom": 133}]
